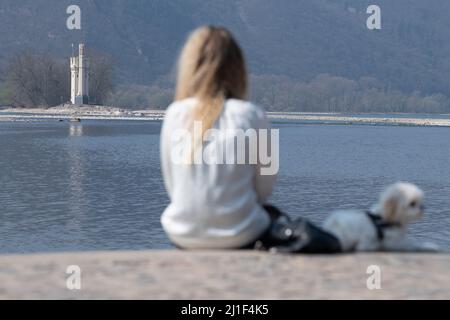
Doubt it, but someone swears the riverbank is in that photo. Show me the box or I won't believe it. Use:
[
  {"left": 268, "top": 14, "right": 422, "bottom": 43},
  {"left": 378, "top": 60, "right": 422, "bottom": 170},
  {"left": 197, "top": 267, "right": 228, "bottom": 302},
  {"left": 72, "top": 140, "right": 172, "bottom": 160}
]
[
  {"left": 2, "top": 105, "right": 450, "bottom": 126},
  {"left": 0, "top": 250, "right": 448, "bottom": 299},
  {"left": 0, "top": 105, "right": 165, "bottom": 121}
]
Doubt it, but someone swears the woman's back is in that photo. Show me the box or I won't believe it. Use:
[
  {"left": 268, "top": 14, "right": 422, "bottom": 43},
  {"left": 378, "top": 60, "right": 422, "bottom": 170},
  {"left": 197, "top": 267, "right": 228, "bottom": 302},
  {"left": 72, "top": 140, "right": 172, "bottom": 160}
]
[{"left": 160, "top": 98, "right": 276, "bottom": 249}]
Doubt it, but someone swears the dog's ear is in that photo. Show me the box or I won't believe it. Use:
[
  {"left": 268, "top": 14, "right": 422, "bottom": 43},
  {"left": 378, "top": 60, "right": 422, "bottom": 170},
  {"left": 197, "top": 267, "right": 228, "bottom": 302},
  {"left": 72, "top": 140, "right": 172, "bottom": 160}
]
[{"left": 382, "top": 197, "right": 397, "bottom": 222}]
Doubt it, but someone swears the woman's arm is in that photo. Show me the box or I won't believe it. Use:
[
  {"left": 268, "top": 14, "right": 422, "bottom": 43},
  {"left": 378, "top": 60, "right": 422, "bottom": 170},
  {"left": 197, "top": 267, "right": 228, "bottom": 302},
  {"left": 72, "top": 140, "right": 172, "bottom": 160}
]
[
  {"left": 160, "top": 116, "right": 173, "bottom": 200},
  {"left": 254, "top": 109, "right": 278, "bottom": 203}
]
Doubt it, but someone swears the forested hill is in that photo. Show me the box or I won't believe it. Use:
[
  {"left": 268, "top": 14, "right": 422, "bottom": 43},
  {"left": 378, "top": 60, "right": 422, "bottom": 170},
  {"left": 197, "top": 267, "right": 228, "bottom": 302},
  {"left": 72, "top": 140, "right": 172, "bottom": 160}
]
[{"left": 1, "top": 0, "right": 450, "bottom": 112}]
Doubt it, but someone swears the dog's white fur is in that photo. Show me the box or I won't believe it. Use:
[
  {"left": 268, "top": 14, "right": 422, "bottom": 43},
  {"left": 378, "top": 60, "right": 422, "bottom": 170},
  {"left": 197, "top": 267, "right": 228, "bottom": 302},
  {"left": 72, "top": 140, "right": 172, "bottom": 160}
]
[{"left": 322, "top": 182, "right": 439, "bottom": 252}]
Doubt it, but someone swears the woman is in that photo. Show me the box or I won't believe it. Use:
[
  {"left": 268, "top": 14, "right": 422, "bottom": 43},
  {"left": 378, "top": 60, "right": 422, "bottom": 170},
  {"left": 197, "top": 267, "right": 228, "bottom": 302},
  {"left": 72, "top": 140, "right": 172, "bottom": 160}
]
[{"left": 160, "top": 26, "right": 340, "bottom": 252}]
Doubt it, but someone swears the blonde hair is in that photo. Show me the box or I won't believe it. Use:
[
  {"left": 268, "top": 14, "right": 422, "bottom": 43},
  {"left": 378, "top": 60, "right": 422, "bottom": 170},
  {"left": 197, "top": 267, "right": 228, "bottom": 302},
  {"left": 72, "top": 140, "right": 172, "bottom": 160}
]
[{"left": 175, "top": 26, "right": 248, "bottom": 159}]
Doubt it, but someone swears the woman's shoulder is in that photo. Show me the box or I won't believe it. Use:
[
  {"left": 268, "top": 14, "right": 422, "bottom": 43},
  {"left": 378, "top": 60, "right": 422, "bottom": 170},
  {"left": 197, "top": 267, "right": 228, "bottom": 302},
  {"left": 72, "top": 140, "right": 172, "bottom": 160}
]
[
  {"left": 165, "top": 98, "right": 198, "bottom": 115},
  {"left": 225, "top": 99, "right": 267, "bottom": 120},
  {"left": 163, "top": 98, "right": 198, "bottom": 125}
]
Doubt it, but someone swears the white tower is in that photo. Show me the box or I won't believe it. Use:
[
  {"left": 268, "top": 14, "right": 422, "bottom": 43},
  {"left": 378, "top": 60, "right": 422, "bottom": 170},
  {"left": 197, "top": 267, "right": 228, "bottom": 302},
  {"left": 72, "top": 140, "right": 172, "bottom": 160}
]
[
  {"left": 70, "top": 48, "right": 79, "bottom": 104},
  {"left": 70, "top": 44, "right": 89, "bottom": 105}
]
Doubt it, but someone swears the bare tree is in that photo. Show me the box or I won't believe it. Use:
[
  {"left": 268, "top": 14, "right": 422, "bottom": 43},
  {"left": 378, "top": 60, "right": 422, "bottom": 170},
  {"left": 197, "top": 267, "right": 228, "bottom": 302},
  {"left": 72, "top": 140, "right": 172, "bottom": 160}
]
[
  {"left": 88, "top": 51, "right": 115, "bottom": 105},
  {"left": 6, "top": 52, "right": 69, "bottom": 107}
]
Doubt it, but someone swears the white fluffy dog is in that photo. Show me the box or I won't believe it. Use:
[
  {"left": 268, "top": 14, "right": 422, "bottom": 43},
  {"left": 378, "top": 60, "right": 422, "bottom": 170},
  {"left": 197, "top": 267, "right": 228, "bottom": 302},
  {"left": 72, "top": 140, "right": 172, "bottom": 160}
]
[{"left": 322, "top": 182, "right": 439, "bottom": 252}]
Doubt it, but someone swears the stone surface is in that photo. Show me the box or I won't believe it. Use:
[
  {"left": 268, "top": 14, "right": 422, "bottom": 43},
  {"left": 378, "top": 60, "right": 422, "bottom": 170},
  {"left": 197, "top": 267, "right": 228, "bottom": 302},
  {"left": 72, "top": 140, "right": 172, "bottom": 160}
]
[{"left": 0, "top": 250, "right": 448, "bottom": 299}]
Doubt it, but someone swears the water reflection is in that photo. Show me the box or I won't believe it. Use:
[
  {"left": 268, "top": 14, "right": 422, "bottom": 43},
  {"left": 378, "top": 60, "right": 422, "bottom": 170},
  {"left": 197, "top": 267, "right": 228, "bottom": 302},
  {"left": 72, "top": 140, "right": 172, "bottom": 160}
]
[
  {"left": 69, "top": 123, "right": 83, "bottom": 137},
  {"left": 66, "top": 123, "right": 86, "bottom": 239}
]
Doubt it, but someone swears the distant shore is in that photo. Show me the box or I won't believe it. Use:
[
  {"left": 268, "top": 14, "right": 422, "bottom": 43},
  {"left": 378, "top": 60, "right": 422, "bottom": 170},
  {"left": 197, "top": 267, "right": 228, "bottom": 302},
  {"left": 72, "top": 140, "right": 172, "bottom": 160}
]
[
  {"left": 0, "top": 250, "right": 449, "bottom": 299},
  {"left": 0, "top": 105, "right": 165, "bottom": 121},
  {"left": 2, "top": 105, "right": 450, "bottom": 127}
]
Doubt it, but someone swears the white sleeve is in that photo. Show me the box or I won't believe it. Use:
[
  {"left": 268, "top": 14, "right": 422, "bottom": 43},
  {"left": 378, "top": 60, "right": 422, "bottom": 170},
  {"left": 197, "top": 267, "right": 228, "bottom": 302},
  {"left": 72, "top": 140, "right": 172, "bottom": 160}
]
[
  {"left": 160, "top": 114, "right": 173, "bottom": 200},
  {"left": 254, "top": 109, "right": 278, "bottom": 204}
]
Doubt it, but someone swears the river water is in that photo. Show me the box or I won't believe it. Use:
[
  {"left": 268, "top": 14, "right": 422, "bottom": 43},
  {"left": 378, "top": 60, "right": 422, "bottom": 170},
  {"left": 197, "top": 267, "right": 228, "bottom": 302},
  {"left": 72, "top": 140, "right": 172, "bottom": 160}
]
[{"left": 0, "top": 119, "right": 449, "bottom": 253}]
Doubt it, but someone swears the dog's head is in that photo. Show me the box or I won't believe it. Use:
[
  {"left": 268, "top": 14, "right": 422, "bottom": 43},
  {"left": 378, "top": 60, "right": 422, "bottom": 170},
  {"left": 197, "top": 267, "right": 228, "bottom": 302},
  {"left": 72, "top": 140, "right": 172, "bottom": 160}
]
[{"left": 378, "top": 182, "right": 425, "bottom": 225}]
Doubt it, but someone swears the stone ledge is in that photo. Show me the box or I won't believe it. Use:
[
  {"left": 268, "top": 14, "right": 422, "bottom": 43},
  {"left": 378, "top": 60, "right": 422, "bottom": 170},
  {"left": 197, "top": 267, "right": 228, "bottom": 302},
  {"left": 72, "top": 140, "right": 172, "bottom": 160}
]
[{"left": 0, "top": 250, "right": 448, "bottom": 299}]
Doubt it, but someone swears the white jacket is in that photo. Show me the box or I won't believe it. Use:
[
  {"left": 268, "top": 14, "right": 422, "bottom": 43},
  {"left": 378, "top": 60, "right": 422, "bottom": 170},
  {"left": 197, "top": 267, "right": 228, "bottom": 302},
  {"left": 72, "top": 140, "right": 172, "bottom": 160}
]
[{"left": 160, "top": 98, "right": 277, "bottom": 249}]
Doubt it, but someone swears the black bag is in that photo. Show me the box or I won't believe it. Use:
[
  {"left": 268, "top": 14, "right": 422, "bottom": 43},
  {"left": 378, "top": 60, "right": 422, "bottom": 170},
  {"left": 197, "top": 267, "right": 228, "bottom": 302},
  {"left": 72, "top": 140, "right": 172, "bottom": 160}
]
[{"left": 256, "top": 205, "right": 342, "bottom": 254}]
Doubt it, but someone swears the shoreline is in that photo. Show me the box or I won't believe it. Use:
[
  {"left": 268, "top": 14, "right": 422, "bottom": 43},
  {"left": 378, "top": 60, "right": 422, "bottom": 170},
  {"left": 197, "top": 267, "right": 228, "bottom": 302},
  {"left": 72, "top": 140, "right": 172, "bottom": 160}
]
[
  {"left": 1, "top": 250, "right": 449, "bottom": 299},
  {"left": 1, "top": 106, "right": 450, "bottom": 127}
]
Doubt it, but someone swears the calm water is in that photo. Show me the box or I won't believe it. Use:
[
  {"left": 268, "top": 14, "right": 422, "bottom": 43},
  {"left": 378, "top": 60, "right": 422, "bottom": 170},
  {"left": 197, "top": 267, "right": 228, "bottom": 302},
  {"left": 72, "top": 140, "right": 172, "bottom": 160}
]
[{"left": 1, "top": 119, "right": 449, "bottom": 253}]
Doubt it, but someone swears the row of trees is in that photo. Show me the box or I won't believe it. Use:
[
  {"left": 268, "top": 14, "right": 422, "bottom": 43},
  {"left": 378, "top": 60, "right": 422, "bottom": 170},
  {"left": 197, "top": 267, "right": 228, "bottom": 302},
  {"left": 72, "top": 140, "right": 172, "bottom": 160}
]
[
  {"left": 0, "top": 51, "right": 114, "bottom": 108},
  {"left": 1, "top": 53, "right": 449, "bottom": 113},
  {"left": 250, "top": 74, "right": 450, "bottom": 113},
  {"left": 105, "top": 84, "right": 173, "bottom": 110},
  {"left": 100, "top": 74, "right": 450, "bottom": 113}
]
